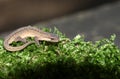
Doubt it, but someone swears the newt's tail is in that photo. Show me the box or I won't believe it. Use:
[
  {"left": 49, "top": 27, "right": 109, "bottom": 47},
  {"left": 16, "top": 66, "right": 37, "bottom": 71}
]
[{"left": 4, "top": 41, "right": 35, "bottom": 52}]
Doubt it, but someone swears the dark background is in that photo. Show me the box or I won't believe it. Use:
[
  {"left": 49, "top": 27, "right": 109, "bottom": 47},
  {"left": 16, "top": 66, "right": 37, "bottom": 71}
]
[{"left": 0, "top": 0, "right": 120, "bottom": 46}]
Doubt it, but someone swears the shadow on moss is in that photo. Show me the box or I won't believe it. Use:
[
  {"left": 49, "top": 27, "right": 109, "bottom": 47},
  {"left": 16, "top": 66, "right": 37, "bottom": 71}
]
[{"left": 7, "top": 57, "right": 120, "bottom": 79}]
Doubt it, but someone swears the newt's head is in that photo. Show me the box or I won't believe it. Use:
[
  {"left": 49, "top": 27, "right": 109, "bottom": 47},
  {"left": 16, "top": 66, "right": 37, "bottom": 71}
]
[
  {"left": 46, "top": 33, "right": 59, "bottom": 42},
  {"left": 39, "top": 33, "right": 59, "bottom": 42}
]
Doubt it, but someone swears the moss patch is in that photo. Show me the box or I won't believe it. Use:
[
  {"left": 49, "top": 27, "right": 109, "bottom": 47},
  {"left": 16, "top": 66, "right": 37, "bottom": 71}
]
[{"left": 0, "top": 27, "right": 120, "bottom": 79}]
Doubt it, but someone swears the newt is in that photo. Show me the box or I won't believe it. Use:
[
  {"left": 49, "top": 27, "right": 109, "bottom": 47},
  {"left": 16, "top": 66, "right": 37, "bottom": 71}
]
[{"left": 3, "top": 26, "right": 59, "bottom": 51}]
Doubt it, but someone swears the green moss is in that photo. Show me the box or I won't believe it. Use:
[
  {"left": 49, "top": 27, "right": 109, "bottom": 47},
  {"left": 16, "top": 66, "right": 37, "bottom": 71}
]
[{"left": 0, "top": 27, "right": 120, "bottom": 79}]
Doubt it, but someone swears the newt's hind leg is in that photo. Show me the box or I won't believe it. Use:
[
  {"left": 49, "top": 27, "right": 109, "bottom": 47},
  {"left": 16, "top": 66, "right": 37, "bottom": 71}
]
[{"left": 14, "top": 36, "right": 27, "bottom": 43}]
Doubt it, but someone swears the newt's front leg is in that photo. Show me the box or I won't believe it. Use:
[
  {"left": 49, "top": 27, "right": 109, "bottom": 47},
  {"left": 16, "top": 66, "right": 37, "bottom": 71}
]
[{"left": 34, "top": 36, "right": 40, "bottom": 45}]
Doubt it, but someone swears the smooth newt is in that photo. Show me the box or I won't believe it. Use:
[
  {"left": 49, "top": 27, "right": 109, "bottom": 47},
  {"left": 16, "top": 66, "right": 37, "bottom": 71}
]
[{"left": 4, "top": 26, "right": 59, "bottom": 51}]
